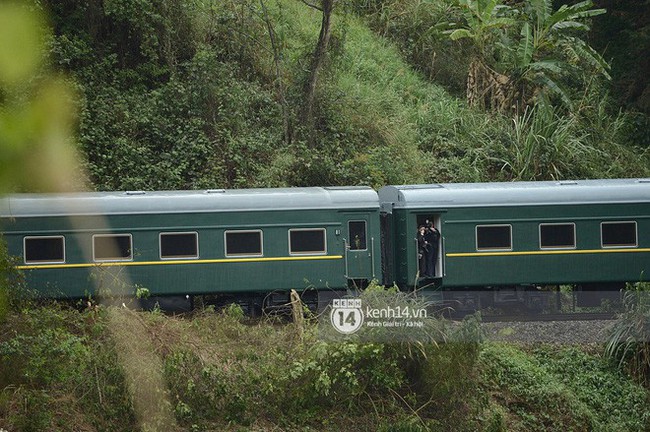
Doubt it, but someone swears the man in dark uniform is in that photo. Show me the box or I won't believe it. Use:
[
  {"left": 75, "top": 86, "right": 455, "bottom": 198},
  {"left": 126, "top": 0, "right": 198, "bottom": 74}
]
[
  {"left": 417, "top": 225, "right": 427, "bottom": 275},
  {"left": 424, "top": 221, "right": 440, "bottom": 277}
]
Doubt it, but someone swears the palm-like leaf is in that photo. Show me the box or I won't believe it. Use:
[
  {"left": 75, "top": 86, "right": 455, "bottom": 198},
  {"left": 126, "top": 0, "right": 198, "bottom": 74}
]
[
  {"left": 528, "top": 60, "right": 565, "bottom": 74},
  {"left": 439, "top": 0, "right": 609, "bottom": 111},
  {"left": 535, "top": 74, "right": 573, "bottom": 108},
  {"left": 445, "top": 0, "right": 514, "bottom": 48},
  {"left": 517, "top": 22, "right": 533, "bottom": 68},
  {"left": 551, "top": 21, "right": 590, "bottom": 31},
  {"left": 448, "top": 28, "right": 475, "bottom": 41},
  {"left": 512, "top": 0, "right": 610, "bottom": 109}
]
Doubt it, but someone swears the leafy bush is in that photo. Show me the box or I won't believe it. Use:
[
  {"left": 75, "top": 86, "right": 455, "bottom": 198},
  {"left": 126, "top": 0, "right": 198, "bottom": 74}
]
[
  {"left": 0, "top": 305, "right": 136, "bottom": 431},
  {"left": 606, "top": 282, "right": 650, "bottom": 387},
  {"left": 0, "top": 327, "right": 89, "bottom": 387},
  {"left": 536, "top": 346, "right": 650, "bottom": 431},
  {"left": 0, "top": 235, "right": 38, "bottom": 318},
  {"left": 0, "top": 238, "right": 14, "bottom": 321},
  {"left": 481, "top": 343, "right": 650, "bottom": 431},
  {"left": 78, "top": 49, "right": 286, "bottom": 190},
  {"left": 282, "top": 341, "right": 405, "bottom": 409}
]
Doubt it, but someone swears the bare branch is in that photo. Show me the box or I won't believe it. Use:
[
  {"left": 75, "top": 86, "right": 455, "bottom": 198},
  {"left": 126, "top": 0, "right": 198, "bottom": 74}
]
[{"left": 301, "top": 0, "right": 323, "bottom": 12}]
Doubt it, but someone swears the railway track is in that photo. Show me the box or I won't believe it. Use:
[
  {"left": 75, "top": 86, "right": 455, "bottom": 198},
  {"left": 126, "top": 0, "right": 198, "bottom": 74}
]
[{"left": 479, "top": 312, "right": 617, "bottom": 323}]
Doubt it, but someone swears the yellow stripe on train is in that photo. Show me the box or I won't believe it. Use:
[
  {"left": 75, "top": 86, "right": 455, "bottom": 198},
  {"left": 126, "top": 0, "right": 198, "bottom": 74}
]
[
  {"left": 446, "top": 248, "right": 650, "bottom": 258},
  {"left": 16, "top": 255, "right": 344, "bottom": 270}
]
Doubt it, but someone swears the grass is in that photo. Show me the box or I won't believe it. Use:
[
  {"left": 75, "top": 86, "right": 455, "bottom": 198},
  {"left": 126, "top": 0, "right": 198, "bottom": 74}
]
[
  {"left": 1, "top": 298, "right": 649, "bottom": 431},
  {"left": 605, "top": 282, "right": 650, "bottom": 387},
  {"left": 479, "top": 343, "right": 650, "bottom": 432},
  {"left": 0, "top": 304, "right": 137, "bottom": 432},
  {"left": 265, "top": 0, "right": 650, "bottom": 187}
]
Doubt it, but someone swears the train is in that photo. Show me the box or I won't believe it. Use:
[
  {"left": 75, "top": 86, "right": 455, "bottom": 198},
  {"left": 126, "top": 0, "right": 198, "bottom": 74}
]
[{"left": 1, "top": 178, "right": 649, "bottom": 312}]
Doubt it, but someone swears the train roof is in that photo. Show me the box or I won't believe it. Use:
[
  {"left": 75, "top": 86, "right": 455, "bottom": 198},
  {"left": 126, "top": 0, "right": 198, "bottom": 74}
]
[
  {"left": 379, "top": 179, "right": 650, "bottom": 211},
  {"left": 0, "top": 187, "right": 379, "bottom": 217}
]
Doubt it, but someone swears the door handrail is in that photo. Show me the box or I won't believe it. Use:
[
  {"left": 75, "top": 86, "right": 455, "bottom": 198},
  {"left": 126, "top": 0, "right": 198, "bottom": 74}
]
[
  {"left": 371, "top": 237, "right": 375, "bottom": 278},
  {"left": 343, "top": 238, "right": 349, "bottom": 278}
]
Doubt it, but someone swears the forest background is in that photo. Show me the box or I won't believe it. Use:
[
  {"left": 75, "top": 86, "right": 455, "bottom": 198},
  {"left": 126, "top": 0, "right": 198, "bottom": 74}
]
[{"left": 23, "top": 0, "right": 650, "bottom": 192}]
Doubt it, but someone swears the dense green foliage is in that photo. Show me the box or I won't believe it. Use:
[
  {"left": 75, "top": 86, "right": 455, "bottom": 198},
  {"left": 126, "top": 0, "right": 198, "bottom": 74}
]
[
  {"left": 0, "top": 290, "right": 482, "bottom": 431},
  {"left": 36, "top": 0, "right": 649, "bottom": 191},
  {"left": 605, "top": 282, "right": 650, "bottom": 386},
  {"left": 1, "top": 298, "right": 649, "bottom": 431},
  {"left": 0, "top": 305, "right": 136, "bottom": 431},
  {"left": 480, "top": 344, "right": 650, "bottom": 431}
]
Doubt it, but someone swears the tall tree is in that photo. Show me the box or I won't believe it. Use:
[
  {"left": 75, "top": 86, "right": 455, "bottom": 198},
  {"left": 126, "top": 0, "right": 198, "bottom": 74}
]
[
  {"left": 444, "top": 0, "right": 609, "bottom": 112},
  {"left": 510, "top": 0, "right": 609, "bottom": 110},
  {"left": 446, "top": 0, "right": 516, "bottom": 111},
  {"left": 300, "top": 0, "right": 336, "bottom": 142}
]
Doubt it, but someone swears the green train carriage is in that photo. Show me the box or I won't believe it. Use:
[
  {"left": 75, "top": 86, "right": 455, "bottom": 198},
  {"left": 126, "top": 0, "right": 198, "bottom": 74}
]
[
  {"left": 0, "top": 187, "right": 381, "bottom": 311},
  {"left": 379, "top": 179, "right": 650, "bottom": 308}
]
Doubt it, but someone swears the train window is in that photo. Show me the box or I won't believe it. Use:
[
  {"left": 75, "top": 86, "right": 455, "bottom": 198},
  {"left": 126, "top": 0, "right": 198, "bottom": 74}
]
[
  {"left": 289, "top": 228, "right": 326, "bottom": 255},
  {"left": 348, "top": 221, "right": 367, "bottom": 250},
  {"left": 476, "top": 225, "right": 512, "bottom": 251},
  {"left": 24, "top": 236, "right": 65, "bottom": 264},
  {"left": 225, "top": 230, "right": 263, "bottom": 257},
  {"left": 539, "top": 223, "right": 575, "bottom": 249},
  {"left": 93, "top": 234, "right": 133, "bottom": 261},
  {"left": 601, "top": 221, "right": 637, "bottom": 248},
  {"left": 160, "top": 232, "right": 199, "bottom": 259}
]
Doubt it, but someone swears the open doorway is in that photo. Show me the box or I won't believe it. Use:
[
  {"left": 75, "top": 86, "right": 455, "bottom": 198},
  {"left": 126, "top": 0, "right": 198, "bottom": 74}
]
[{"left": 416, "top": 214, "right": 442, "bottom": 279}]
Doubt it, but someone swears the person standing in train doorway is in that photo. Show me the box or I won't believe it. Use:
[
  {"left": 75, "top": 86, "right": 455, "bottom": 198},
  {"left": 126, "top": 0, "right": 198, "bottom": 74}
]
[
  {"left": 417, "top": 225, "right": 427, "bottom": 276},
  {"left": 424, "top": 220, "right": 440, "bottom": 277}
]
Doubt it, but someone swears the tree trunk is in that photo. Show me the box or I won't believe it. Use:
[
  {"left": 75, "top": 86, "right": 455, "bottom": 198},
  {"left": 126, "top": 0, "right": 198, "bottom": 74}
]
[
  {"left": 300, "top": 0, "right": 334, "bottom": 142},
  {"left": 260, "top": 0, "right": 291, "bottom": 144},
  {"left": 467, "top": 59, "right": 516, "bottom": 113}
]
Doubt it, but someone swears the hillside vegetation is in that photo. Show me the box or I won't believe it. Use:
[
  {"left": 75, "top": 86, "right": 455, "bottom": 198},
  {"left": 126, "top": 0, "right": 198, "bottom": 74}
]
[
  {"left": 1, "top": 297, "right": 649, "bottom": 431},
  {"left": 42, "top": 0, "right": 650, "bottom": 191}
]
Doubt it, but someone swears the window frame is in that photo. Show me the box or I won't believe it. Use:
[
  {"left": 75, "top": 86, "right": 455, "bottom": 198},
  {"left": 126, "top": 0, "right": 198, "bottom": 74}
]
[
  {"left": 224, "top": 229, "right": 264, "bottom": 258},
  {"left": 601, "top": 221, "right": 638, "bottom": 248},
  {"left": 539, "top": 222, "right": 576, "bottom": 250},
  {"left": 348, "top": 220, "right": 368, "bottom": 251},
  {"left": 475, "top": 224, "right": 512, "bottom": 251},
  {"left": 92, "top": 233, "right": 133, "bottom": 262},
  {"left": 159, "top": 231, "right": 200, "bottom": 260},
  {"left": 288, "top": 228, "right": 327, "bottom": 256},
  {"left": 23, "top": 235, "right": 66, "bottom": 264}
]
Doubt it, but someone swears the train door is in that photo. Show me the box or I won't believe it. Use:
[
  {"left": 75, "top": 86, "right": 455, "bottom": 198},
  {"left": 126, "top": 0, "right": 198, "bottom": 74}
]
[
  {"left": 343, "top": 215, "right": 374, "bottom": 281},
  {"left": 416, "top": 214, "right": 444, "bottom": 280}
]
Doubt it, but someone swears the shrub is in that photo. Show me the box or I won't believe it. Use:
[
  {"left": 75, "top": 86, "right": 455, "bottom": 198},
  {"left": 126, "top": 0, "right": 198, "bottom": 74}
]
[
  {"left": 481, "top": 343, "right": 650, "bottom": 431},
  {"left": 0, "top": 304, "right": 137, "bottom": 431},
  {"left": 0, "top": 238, "right": 13, "bottom": 321},
  {"left": 605, "top": 282, "right": 650, "bottom": 387}
]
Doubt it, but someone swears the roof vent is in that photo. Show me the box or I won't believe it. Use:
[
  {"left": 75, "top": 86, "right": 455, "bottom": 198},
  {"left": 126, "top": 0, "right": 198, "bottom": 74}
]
[
  {"left": 401, "top": 184, "right": 444, "bottom": 190},
  {"left": 124, "top": 191, "right": 146, "bottom": 195},
  {"left": 324, "top": 186, "right": 370, "bottom": 191},
  {"left": 557, "top": 181, "right": 577, "bottom": 186},
  {"left": 205, "top": 189, "right": 226, "bottom": 194},
  {"left": 636, "top": 179, "right": 650, "bottom": 184}
]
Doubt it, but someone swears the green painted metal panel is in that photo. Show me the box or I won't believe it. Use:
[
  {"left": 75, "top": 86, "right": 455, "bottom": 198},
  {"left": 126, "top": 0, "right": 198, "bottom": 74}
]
[
  {"left": 1, "top": 193, "right": 381, "bottom": 298},
  {"left": 441, "top": 203, "right": 649, "bottom": 288}
]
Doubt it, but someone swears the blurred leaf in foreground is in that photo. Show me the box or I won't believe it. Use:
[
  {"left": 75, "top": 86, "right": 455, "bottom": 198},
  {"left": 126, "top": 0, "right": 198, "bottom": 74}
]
[{"left": 0, "top": 1, "right": 85, "bottom": 193}]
